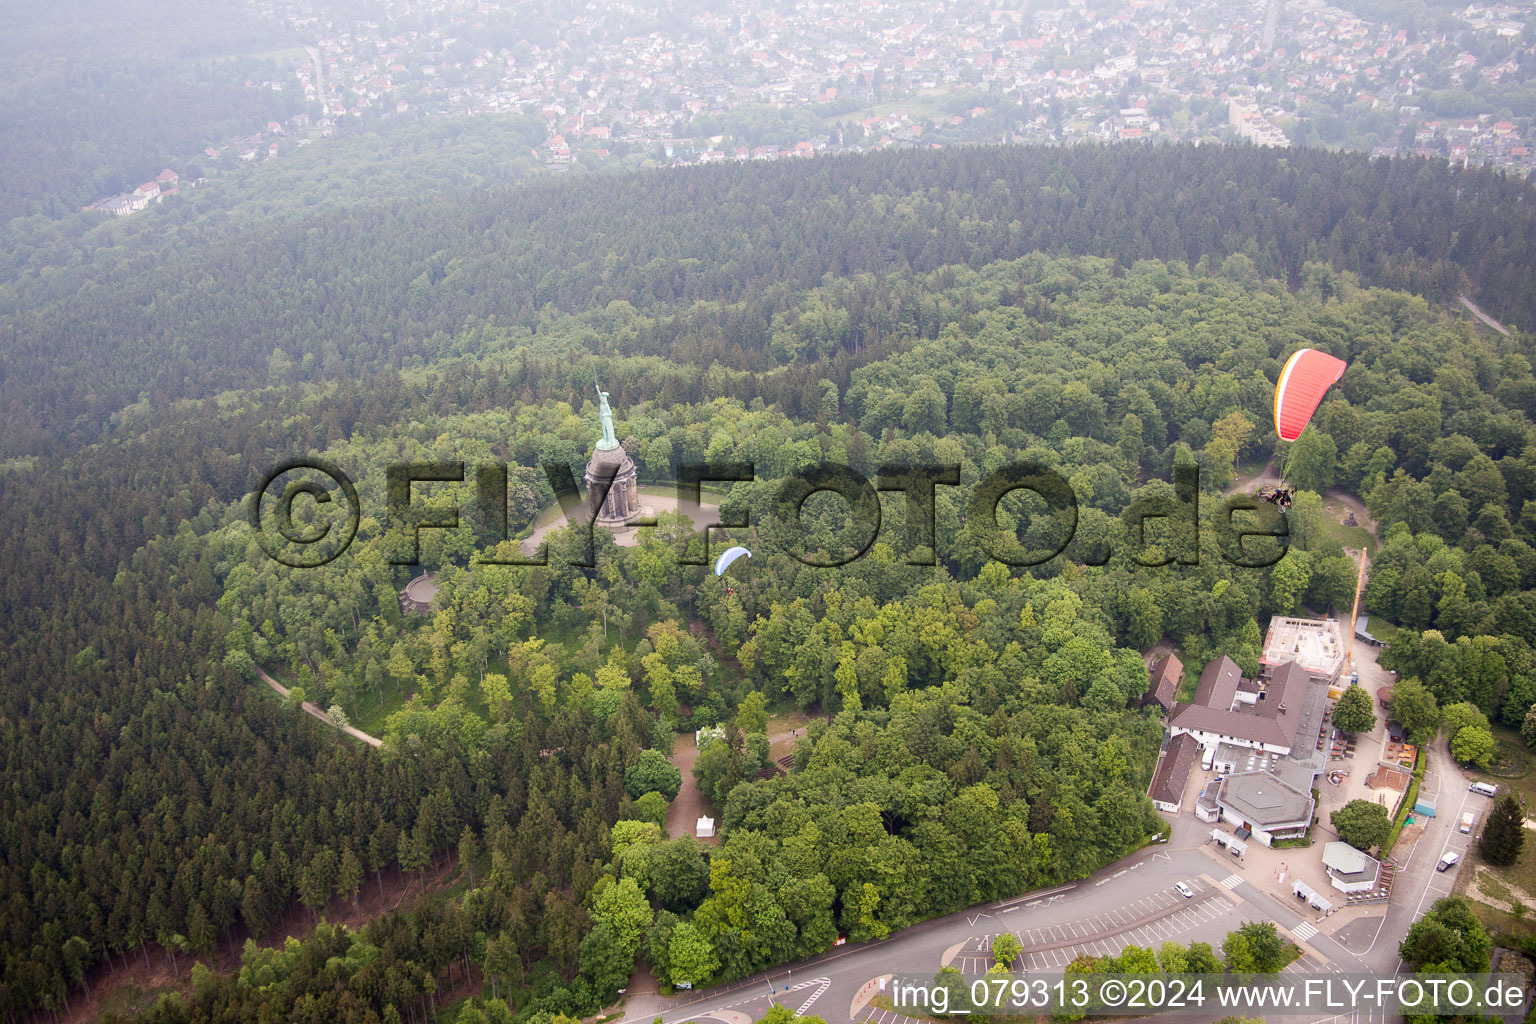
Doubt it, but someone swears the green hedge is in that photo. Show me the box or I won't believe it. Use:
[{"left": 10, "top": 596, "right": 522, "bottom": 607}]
[{"left": 1384, "top": 750, "right": 1428, "bottom": 856}]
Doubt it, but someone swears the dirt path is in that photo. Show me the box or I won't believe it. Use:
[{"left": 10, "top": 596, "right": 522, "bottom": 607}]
[
  {"left": 255, "top": 665, "right": 384, "bottom": 747},
  {"left": 1459, "top": 294, "right": 1511, "bottom": 337},
  {"left": 665, "top": 732, "right": 717, "bottom": 845},
  {"left": 1343, "top": 546, "right": 1369, "bottom": 662}
]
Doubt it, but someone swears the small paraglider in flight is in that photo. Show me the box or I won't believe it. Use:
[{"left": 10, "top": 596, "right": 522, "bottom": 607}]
[
  {"left": 714, "top": 545, "right": 751, "bottom": 596},
  {"left": 1262, "top": 348, "right": 1349, "bottom": 511}
]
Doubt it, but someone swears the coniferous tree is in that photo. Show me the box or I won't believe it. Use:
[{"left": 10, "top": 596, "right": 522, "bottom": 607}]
[{"left": 1480, "top": 794, "right": 1526, "bottom": 866}]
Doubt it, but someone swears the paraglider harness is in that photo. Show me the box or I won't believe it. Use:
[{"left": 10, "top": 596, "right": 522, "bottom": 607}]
[{"left": 1260, "top": 482, "right": 1295, "bottom": 511}]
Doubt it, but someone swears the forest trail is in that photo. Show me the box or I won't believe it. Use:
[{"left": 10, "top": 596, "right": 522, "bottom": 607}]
[
  {"left": 254, "top": 665, "right": 384, "bottom": 747},
  {"left": 664, "top": 732, "right": 717, "bottom": 846},
  {"left": 1459, "top": 294, "right": 1511, "bottom": 337}
]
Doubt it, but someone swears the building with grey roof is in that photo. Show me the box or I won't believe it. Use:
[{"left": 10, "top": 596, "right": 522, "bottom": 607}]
[
  {"left": 1156, "top": 658, "right": 1327, "bottom": 845},
  {"left": 1212, "top": 771, "right": 1315, "bottom": 843},
  {"left": 1323, "top": 841, "right": 1382, "bottom": 893}
]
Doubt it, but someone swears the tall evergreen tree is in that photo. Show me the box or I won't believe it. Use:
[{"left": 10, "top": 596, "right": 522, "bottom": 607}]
[{"left": 1480, "top": 794, "right": 1526, "bottom": 866}]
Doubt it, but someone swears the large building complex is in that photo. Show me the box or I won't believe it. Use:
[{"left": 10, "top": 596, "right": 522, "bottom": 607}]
[{"left": 1148, "top": 654, "right": 1329, "bottom": 845}]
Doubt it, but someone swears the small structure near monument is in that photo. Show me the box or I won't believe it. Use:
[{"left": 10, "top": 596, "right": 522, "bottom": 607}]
[
  {"left": 398, "top": 572, "right": 438, "bottom": 615},
  {"left": 696, "top": 816, "right": 716, "bottom": 838}
]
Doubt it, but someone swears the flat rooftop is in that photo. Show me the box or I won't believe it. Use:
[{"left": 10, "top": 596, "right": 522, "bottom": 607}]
[
  {"left": 1216, "top": 770, "right": 1314, "bottom": 828},
  {"left": 1323, "top": 841, "right": 1380, "bottom": 881},
  {"left": 1263, "top": 616, "right": 1345, "bottom": 678}
]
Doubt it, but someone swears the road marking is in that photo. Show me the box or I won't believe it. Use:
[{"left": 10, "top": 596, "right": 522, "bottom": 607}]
[
  {"left": 994, "top": 884, "right": 1076, "bottom": 910},
  {"left": 796, "top": 977, "right": 831, "bottom": 1015},
  {"left": 1293, "top": 922, "right": 1319, "bottom": 941},
  {"left": 1221, "top": 873, "right": 1244, "bottom": 890}
]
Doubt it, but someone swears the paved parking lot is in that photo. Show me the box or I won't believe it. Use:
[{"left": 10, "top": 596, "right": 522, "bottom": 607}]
[{"left": 949, "top": 881, "right": 1240, "bottom": 972}]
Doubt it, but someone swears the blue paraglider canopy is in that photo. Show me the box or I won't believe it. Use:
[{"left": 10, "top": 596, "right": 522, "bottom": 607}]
[{"left": 714, "top": 545, "right": 751, "bottom": 576}]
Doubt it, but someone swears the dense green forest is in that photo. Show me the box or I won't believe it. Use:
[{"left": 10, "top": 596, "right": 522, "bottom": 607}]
[
  {"left": 0, "top": 0, "right": 300, "bottom": 222},
  {"left": 3, "top": 141, "right": 1536, "bottom": 1022},
  {"left": 3, "top": 144, "right": 1535, "bottom": 460}
]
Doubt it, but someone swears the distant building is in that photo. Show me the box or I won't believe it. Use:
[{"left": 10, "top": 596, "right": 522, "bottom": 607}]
[{"left": 1228, "top": 98, "right": 1290, "bottom": 148}]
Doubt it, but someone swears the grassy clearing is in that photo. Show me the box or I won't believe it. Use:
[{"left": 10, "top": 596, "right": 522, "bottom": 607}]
[
  {"left": 348, "top": 684, "right": 414, "bottom": 738},
  {"left": 1455, "top": 858, "right": 1536, "bottom": 943},
  {"left": 1318, "top": 515, "right": 1376, "bottom": 554},
  {"left": 1485, "top": 731, "right": 1532, "bottom": 779},
  {"left": 818, "top": 90, "right": 958, "bottom": 131},
  {"left": 94, "top": 982, "right": 179, "bottom": 1020},
  {"left": 1478, "top": 871, "right": 1514, "bottom": 904},
  {"left": 1456, "top": 730, "right": 1536, "bottom": 936},
  {"left": 766, "top": 708, "right": 816, "bottom": 734}
]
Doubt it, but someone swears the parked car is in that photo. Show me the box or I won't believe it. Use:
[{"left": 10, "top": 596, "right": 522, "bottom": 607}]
[{"left": 1175, "top": 881, "right": 1194, "bottom": 898}]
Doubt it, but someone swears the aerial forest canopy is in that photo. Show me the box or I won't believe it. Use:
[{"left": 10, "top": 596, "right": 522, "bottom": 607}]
[
  {"left": 1, "top": 141, "right": 1535, "bottom": 1022},
  {"left": 2, "top": 143, "right": 1535, "bottom": 458}
]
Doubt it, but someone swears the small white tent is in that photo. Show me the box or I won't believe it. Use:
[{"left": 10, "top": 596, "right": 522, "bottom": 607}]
[{"left": 696, "top": 816, "right": 716, "bottom": 838}]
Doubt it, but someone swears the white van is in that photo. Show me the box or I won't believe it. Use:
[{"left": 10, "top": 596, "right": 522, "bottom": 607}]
[
  {"left": 1470, "top": 782, "right": 1498, "bottom": 797},
  {"left": 1438, "top": 851, "right": 1460, "bottom": 872},
  {"left": 1201, "top": 746, "right": 1214, "bottom": 772}
]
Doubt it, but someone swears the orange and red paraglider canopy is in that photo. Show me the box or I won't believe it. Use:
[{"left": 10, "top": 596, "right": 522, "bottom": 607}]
[{"left": 1274, "top": 349, "right": 1348, "bottom": 442}]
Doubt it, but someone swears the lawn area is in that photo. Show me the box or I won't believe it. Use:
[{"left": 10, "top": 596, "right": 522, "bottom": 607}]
[
  {"left": 1470, "top": 724, "right": 1533, "bottom": 781},
  {"left": 94, "top": 982, "right": 179, "bottom": 1021},
  {"left": 348, "top": 684, "right": 414, "bottom": 738},
  {"left": 818, "top": 89, "right": 956, "bottom": 129},
  {"left": 1318, "top": 515, "right": 1376, "bottom": 555},
  {"left": 1455, "top": 854, "right": 1536, "bottom": 943},
  {"left": 1456, "top": 724, "right": 1536, "bottom": 937},
  {"left": 766, "top": 708, "right": 816, "bottom": 735}
]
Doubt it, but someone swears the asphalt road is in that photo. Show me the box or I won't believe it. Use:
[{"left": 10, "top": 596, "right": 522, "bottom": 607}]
[{"left": 614, "top": 742, "right": 1490, "bottom": 1024}]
